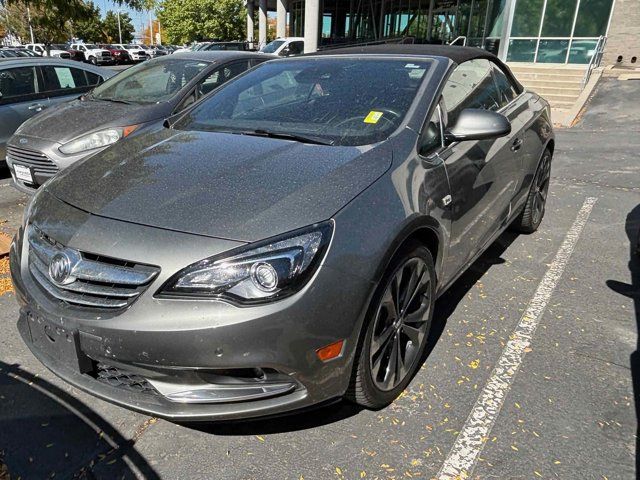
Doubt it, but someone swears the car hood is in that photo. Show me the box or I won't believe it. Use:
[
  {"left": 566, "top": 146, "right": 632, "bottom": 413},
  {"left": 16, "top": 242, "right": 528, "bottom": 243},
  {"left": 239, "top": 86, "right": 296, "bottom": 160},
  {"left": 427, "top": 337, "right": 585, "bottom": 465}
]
[
  {"left": 45, "top": 128, "right": 393, "bottom": 242},
  {"left": 15, "top": 99, "right": 166, "bottom": 144}
]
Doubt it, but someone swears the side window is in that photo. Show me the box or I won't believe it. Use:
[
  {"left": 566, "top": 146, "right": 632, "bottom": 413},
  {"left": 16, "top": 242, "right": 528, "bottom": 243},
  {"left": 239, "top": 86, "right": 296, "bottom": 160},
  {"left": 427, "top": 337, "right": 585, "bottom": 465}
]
[
  {"left": 441, "top": 59, "right": 503, "bottom": 127},
  {"left": 85, "top": 71, "right": 103, "bottom": 86},
  {"left": 491, "top": 64, "right": 517, "bottom": 107},
  {"left": 199, "top": 61, "right": 251, "bottom": 97},
  {"left": 40, "top": 66, "right": 91, "bottom": 97},
  {"left": 0, "top": 67, "right": 39, "bottom": 104},
  {"left": 420, "top": 104, "right": 444, "bottom": 156},
  {"left": 288, "top": 41, "right": 304, "bottom": 55}
]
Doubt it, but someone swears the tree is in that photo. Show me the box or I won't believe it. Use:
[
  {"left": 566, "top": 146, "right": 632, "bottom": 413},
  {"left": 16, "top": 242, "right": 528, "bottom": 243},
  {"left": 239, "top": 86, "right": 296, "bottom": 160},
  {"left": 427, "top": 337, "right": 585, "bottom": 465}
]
[
  {"left": 103, "top": 10, "right": 135, "bottom": 43},
  {"left": 71, "top": 1, "right": 104, "bottom": 42},
  {"left": 157, "top": 0, "right": 245, "bottom": 44},
  {"left": 2, "top": 0, "right": 146, "bottom": 44}
]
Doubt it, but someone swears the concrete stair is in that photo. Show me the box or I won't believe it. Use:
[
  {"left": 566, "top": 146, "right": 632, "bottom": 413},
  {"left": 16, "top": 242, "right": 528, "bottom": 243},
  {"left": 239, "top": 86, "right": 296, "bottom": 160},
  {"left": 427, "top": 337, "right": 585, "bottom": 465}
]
[{"left": 507, "top": 63, "right": 587, "bottom": 120}]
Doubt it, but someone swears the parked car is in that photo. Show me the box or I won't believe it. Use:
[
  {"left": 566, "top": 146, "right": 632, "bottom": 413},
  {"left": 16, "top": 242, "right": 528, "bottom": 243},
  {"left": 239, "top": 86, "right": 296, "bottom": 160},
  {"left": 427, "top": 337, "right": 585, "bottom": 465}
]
[
  {"left": 99, "top": 44, "right": 131, "bottom": 64},
  {"left": 0, "top": 58, "right": 112, "bottom": 169},
  {"left": 10, "top": 45, "right": 554, "bottom": 421},
  {"left": 6, "top": 51, "right": 274, "bottom": 192},
  {"left": 202, "top": 41, "right": 249, "bottom": 51},
  {"left": 111, "top": 43, "right": 149, "bottom": 62},
  {"left": 146, "top": 45, "right": 168, "bottom": 57},
  {"left": 69, "top": 43, "right": 113, "bottom": 65},
  {"left": 0, "top": 47, "right": 39, "bottom": 58},
  {"left": 0, "top": 49, "right": 25, "bottom": 58},
  {"left": 260, "top": 37, "right": 304, "bottom": 56},
  {"left": 174, "top": 42, "right": 210, "bottom": 54},
  {"left": 24, "top": 43, "right": 71, "bottom": 59},
  {"left": 61, "top": 44, "right": 85, "bottom": 62}
]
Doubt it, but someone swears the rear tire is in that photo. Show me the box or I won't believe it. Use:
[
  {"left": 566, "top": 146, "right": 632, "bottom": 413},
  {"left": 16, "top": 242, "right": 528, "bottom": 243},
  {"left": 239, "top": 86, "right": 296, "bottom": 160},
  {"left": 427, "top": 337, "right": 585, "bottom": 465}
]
[
  {"left": 512, "top": 148, "right": 552, "bottom": 234},
  {"left": 346, "top": 241, "right": 436, "bottom": 409}
]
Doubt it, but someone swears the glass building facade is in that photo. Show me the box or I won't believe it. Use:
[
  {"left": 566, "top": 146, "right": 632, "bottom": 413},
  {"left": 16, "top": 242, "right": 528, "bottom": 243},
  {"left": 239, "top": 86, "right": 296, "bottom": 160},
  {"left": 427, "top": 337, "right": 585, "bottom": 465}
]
[
  {"left": 287, "top": 0, "right": 614, "bottom": 63},
  {"left": 507, "top": 0, "right": 614, "bottom": 63}
]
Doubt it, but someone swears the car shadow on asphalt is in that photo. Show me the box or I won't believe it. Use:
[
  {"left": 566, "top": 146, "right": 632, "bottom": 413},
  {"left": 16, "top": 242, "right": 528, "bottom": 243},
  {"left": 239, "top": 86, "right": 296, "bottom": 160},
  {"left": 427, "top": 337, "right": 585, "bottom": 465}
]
[
  {"left": 0, "top": 164, "right": 10, "bottom": 181},
  {"left": 189, "top": 230, "right": 519, "bottom": 437},
  {"left": 606, "top": 204, "right": 640, "bottom": 477},
  {"left": 0, "top": 360, "right": 160, "bottom": 480}
]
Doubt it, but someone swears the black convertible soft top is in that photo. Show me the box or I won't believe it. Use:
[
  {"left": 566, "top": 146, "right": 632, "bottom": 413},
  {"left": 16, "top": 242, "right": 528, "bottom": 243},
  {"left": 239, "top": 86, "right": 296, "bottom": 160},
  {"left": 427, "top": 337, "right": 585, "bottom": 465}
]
[{"left": 310, "top": 44, "right": 523, "bottom": 93}]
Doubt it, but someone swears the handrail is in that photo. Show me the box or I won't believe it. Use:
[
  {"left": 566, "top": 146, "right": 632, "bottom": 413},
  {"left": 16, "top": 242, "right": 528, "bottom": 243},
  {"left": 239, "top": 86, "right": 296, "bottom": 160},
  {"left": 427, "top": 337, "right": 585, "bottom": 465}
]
[
  {"left": 448, "top": 36, "right": 467, "bottom": 46},
  {"left": 582, "top": 35, "right": 607, "bottom": 88}
]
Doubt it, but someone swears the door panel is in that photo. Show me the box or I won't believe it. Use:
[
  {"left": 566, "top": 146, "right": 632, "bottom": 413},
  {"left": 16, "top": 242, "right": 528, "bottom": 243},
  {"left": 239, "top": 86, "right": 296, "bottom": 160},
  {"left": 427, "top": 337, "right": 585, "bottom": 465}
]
[
  {"left": 0, "top": 66, "right": 48, "bottom": 158},
  {"left": 440, "top": 59, "right": 521, "bottom": 281}
]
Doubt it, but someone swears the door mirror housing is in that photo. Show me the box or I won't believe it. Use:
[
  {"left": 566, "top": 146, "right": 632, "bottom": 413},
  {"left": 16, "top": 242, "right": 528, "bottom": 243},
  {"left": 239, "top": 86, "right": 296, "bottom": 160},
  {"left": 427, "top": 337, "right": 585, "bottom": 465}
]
[{"left": 444, "top": 108, "right": 511, "bottom": 145}]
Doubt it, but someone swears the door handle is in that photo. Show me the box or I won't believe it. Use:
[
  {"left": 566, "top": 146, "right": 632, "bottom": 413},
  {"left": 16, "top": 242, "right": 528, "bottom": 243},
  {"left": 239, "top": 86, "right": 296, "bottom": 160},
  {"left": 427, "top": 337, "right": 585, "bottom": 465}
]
[
  {"left": 28, "top": 103, "right": 46, "bottom": 112},
  {"left": 511, "top": 138, "right": 523, "bottom": 152}
]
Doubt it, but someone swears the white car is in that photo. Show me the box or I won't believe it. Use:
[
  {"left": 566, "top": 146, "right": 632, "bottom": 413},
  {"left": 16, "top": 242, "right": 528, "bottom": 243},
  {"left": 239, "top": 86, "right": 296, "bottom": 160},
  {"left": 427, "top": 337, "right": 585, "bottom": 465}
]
[
  {"left": 112, "top": 44, "right": 150, "bottom": 62},
  {"left": 24, "top": 43, "right": 71, "bottom": 59},
  {"left": 69, "top": 43, "right": 113, "bottom": 65},
  {"left": 260, "top": 37, "right": 305, "bottom": 56}
]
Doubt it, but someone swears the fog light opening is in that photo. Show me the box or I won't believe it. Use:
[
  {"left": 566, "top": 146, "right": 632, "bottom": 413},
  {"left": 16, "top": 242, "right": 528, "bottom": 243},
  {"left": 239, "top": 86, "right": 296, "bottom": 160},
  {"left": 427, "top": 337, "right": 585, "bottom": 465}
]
[{"left": 316, "top": 340, "right": 344, "bottom": 362}]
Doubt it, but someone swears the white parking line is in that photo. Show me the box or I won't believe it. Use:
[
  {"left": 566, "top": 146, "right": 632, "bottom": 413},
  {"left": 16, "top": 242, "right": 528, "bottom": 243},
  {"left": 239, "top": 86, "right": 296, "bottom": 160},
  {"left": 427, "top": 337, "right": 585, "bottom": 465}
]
[{"left": 436, "top": 197, "right": 598, "bottom": 480}]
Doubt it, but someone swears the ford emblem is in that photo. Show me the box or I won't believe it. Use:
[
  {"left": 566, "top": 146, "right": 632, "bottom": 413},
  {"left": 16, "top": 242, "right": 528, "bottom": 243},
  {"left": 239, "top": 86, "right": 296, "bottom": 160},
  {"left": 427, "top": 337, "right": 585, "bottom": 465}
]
[{"left": 19, "top": 138, "right": 28, "bottom": 144}]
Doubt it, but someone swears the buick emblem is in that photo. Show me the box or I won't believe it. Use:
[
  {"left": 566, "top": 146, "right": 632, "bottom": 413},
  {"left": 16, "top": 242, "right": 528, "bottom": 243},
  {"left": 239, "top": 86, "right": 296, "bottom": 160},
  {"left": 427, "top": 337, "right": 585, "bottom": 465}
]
[
  {"left": 19, "top": 138, "right": 28, "bottom": 144},
  {"left": 49, "top": 253, "right": 72, "bottom": 285}
]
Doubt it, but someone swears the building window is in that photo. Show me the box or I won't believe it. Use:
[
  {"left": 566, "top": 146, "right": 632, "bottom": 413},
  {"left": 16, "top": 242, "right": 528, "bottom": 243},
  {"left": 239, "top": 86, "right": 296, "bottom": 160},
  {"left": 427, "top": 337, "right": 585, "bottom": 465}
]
[
  {"left": 507, "top": 0, "right": 614, "bottom": 64},
  {"left": 573, "top": 0, "right": 614, "bottom": 37}
]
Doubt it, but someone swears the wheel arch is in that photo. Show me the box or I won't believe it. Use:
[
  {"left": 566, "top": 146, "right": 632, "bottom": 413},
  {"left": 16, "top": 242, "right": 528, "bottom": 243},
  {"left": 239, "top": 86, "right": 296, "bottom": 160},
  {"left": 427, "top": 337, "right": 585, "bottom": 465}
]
[{"left": 373, "top": 216, "right": 445, "bottom": 288}]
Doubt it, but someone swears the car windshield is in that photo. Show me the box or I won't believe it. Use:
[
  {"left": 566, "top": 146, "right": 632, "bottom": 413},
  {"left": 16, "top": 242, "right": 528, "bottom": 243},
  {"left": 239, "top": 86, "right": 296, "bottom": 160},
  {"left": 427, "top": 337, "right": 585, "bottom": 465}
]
[
  {"left": 84, "top": 44, "right": 98, "bottom": 49},
  {"left": 261, "top": 40, "right": 285, "bottom": 53},
  {"left": 174, "top": 58, "right": 431, "bottom": 147},
  {"left": 91, "top": 58, "right": 210, "bottom": 104},
  {"left": 125, "top": 44, "right": 137, "bottom": 49},
  {"left": 51, "top": 44, "right": 67, "bottom": 50}
]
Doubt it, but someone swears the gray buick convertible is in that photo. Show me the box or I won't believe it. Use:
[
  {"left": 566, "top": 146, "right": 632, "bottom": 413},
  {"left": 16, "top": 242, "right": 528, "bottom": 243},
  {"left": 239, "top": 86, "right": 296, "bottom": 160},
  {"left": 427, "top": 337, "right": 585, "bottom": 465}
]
[{"left": 10, "top": 45, "right": 554, "bottom": 421}]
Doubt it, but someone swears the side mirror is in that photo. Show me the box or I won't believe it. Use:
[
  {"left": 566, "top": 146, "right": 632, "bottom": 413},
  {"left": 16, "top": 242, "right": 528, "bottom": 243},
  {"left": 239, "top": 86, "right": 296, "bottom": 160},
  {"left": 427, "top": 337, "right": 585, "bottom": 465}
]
[
  {"left": 280, "top": 46, "right": 290, "bottom": 56},
  {"left": 444, "top": 108, "right": 511, "bottom": 144}
]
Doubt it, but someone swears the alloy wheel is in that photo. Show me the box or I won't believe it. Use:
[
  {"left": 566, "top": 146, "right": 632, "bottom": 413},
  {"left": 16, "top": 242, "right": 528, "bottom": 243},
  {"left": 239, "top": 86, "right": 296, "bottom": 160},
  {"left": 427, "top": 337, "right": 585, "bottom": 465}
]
[
  {"left": 369, "top": 257, "right": 431, "bottom": 391},
  {"left": 532, "top": 153, "right": 551, "bottom": 224}
]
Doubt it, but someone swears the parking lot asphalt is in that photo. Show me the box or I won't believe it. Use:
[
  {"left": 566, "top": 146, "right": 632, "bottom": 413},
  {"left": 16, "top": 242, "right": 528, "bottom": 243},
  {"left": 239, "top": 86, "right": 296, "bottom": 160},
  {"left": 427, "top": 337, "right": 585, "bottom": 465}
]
[{"left": 0, "top": 77, "right": 638, "bottom": 480}]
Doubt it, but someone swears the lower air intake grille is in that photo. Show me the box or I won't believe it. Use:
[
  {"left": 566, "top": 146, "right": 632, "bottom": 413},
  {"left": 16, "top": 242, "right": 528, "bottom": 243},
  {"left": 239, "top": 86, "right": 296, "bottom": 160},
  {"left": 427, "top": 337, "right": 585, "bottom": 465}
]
[{"left": 95, "top": 363, "right": 159, "bottom": 395}]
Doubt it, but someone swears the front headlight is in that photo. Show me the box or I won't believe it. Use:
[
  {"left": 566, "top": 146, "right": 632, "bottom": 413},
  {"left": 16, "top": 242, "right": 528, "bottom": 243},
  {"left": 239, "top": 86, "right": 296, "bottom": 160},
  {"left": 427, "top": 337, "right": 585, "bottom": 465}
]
[
  {"left": 58, "top": 125, "right": 139, "bottom": 155},
  {"left": 158, "top": 222, "right": 333, "bottom": 304}
]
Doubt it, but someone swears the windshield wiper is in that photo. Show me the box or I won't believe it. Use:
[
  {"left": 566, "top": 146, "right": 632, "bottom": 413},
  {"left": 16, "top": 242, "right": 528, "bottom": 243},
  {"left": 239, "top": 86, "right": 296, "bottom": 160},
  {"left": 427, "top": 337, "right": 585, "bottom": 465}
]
[
  {"left": 242, "top": 129, "right": 334, "bottom": 146},
  {"left": 93, "top": 97, "right": 135, "bottom": 105}
]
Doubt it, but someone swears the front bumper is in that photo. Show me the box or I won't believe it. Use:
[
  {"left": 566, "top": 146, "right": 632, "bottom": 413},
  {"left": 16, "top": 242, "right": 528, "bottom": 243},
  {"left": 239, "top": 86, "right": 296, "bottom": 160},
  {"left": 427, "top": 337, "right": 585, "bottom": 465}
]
[
  {"left": 6, "top": 134, "right": 109, "bottom": 194},
  {"left": 10, "top": 198, "right": 372, "bottom": 421}
]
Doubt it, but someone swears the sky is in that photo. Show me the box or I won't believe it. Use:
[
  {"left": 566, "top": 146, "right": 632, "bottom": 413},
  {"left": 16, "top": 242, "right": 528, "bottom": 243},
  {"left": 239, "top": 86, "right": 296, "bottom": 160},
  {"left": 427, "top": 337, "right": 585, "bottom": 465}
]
[{"left": 97, "top": 0, "right": 152, "bottom": 36}]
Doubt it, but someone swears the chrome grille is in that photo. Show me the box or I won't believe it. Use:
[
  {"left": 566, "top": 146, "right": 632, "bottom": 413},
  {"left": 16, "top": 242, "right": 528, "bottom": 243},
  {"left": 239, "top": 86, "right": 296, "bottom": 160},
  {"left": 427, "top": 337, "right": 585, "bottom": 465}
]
[
  {"left": 27, "top": 226, "right": 159, "bottom": 309},
  {"left": 7, "top": 146, "right": 58, "bottom": 176}
]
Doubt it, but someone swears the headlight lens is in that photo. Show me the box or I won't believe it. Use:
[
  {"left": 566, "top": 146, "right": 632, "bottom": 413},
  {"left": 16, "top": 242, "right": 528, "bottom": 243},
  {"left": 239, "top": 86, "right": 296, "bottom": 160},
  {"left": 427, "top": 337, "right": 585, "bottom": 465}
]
[
  {"left": 158, "top": 222, "right": 333, "bottom": 304},
  {"left": 58, "top": 125, "right": 139, "bottom": 155}
]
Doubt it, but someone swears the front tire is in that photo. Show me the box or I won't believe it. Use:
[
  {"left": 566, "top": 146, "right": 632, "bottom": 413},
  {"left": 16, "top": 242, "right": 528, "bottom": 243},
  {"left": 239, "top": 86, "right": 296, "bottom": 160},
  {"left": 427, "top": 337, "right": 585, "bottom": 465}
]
[
  {"left": 346, "top": 241, "right": 436, "bottom": 409},
  {"left": 512, "top": 148, "right": 552, "bottom": 234}
]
